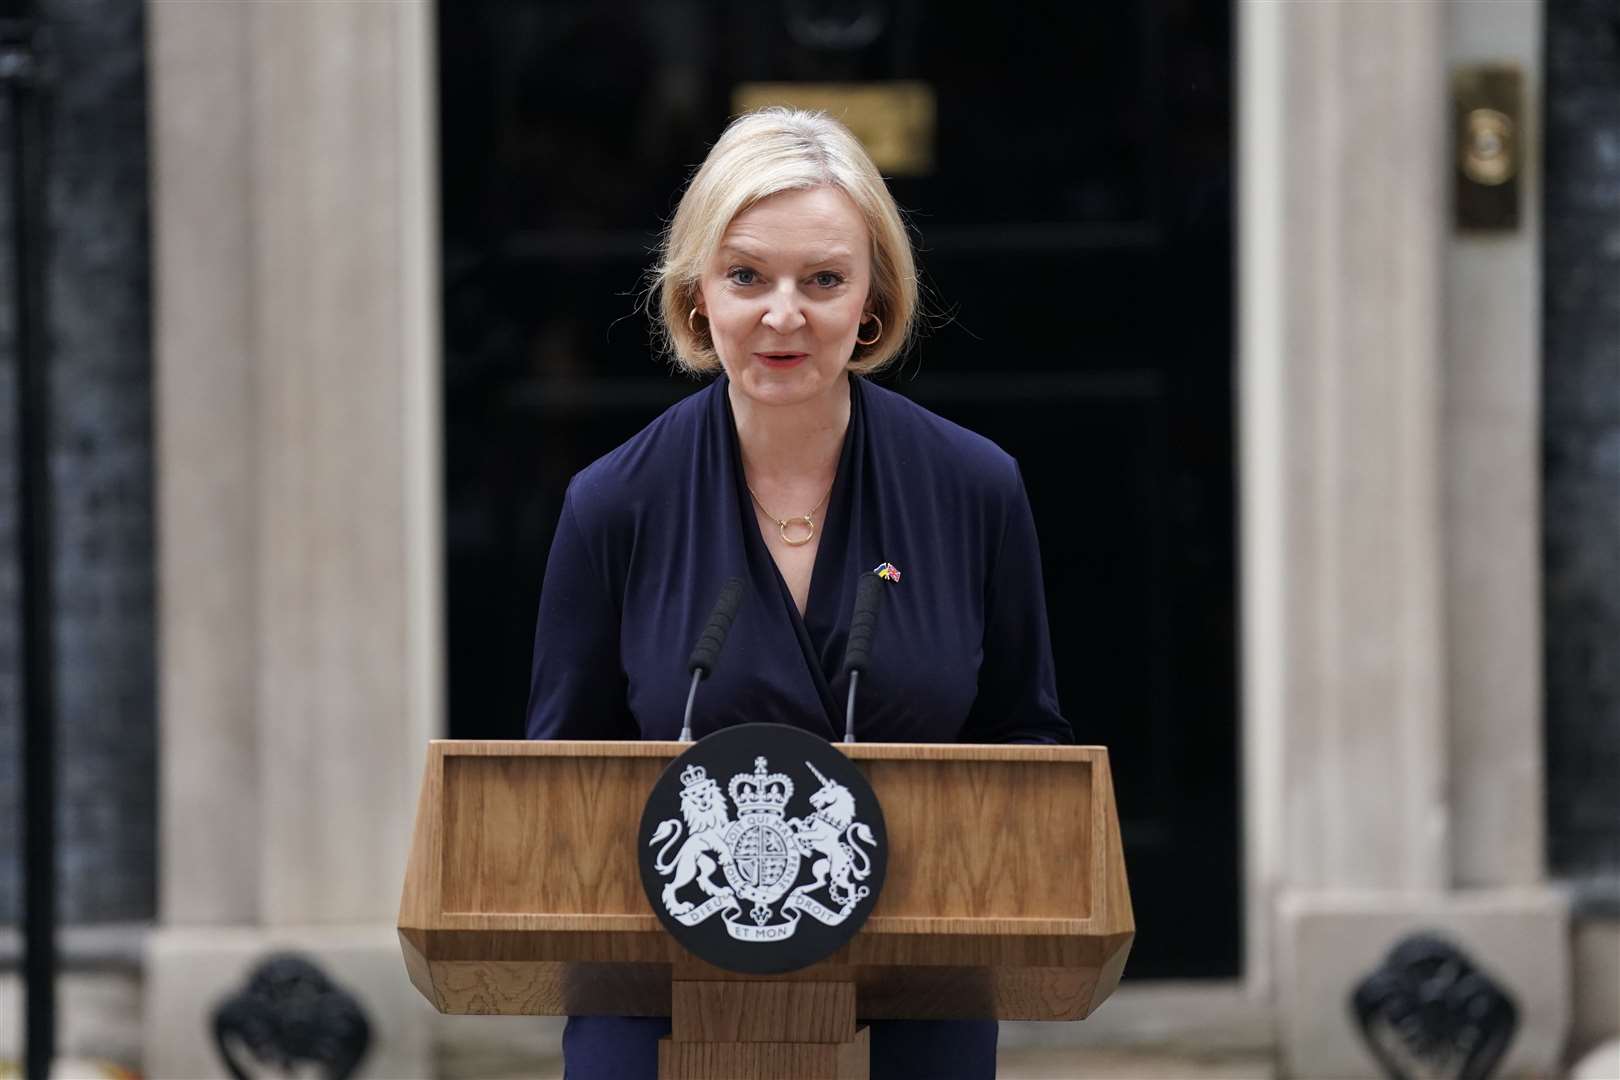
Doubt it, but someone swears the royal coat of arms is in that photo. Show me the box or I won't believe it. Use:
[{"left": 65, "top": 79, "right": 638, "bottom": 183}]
[{"left": 647, "top": 755, "right": 879, "bottom": 943}]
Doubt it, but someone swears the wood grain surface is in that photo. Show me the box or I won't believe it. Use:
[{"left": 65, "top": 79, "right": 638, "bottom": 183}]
[
  {"left": 399, "top": 739, "right": 1133, "bottom": 1021},
  {"left": 670, "top": 981, "right": 857, "bottom": 1043},
  {"left": 658, "top": 1026, "right": 869, "bottom": 1080}
]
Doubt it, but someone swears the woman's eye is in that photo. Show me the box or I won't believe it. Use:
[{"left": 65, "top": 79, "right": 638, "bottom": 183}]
[
  {"left": 812, "top": 271, "right": 844, "bottom": 288},
  {"left": 727, "top": 267, "right": 758, "bottom": 286}
]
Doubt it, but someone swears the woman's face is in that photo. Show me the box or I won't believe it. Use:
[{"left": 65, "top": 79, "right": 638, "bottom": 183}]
[{"left": 696, "top": 185, "right": 873, "bottom": 410}]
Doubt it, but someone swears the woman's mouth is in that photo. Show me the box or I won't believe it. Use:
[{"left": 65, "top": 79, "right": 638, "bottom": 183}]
[{"left": 754, "top": 352, "right": 808, "bottom": 368}]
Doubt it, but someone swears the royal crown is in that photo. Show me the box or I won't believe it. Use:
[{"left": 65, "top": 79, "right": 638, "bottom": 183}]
[
  {"left": 680, "top": 763, "right": 710, "bottom": 788},
  {"left": 729, "top": 756, "right": 793, "bottom": 816}
]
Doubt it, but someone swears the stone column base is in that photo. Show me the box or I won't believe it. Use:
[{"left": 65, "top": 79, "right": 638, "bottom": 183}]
[
  {"left": 143, "top": 925, "right": 435, "bottom": 1080},
  {"left": 1278, "top": 887, "right": 1569, "bottom": 1079}
]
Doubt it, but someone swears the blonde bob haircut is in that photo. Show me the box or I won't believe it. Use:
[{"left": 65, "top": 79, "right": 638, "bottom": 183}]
[{"left": 653, "top": 107, "right": 918, "bottom": 376}]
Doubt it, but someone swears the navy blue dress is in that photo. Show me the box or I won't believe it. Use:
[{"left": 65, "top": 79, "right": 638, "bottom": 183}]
[{"left": 527, "top": 373, "right": 1072, "bottom": 1078}]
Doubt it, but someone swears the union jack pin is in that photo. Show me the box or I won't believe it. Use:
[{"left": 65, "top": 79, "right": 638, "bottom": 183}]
[{"left": 871, "top": 562, "right": 902, "bottom": 583}]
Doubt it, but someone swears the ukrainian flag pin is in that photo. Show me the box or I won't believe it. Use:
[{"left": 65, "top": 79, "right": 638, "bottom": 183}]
[{"left": 871, "top": 562, "right": 902, "bottom": 583}]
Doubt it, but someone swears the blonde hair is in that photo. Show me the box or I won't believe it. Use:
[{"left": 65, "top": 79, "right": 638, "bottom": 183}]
[{"left": 652, "top": 108, "right": 918, "bottom": 376}]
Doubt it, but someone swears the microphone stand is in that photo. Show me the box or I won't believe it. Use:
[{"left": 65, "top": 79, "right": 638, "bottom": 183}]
[
  {"left": 840, "top": 572, "right": 886, "bottom": 745},
  {"left": 844, "top": 671, "right": 859, "bottom": 745},
  {"left": 680, "top": 578, "right": 744, "bottom": 742},
  {"left": 680, "top": 668, "right": 703, "bottom": 743}
]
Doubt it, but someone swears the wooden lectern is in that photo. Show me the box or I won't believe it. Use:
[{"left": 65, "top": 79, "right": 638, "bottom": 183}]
[{"left": 398, "top": 740, "right": 1133, "bottom": 1079}]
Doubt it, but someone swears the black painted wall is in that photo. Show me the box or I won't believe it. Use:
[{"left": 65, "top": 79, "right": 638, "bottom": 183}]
[
  {"left": 1544, "top": 0, "right": 1620, "bottom": 892},
  {"left": 0, "top": 0, "right": 154, "bottom": 924},
  {"left": 440, "top": 1, "right": 1238, "bottom": 977}
]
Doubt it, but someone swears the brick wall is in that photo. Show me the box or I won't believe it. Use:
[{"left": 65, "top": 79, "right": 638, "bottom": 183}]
[
  {"left": 0, "top": 0, "right": 154, "bottom": 924},
  {"left": 1544, "top": 0, "right": 1620, "bottom": 889}
]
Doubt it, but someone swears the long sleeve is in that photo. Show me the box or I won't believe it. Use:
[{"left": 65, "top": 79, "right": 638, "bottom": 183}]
[
  {"left": 959, "top": 463, "right": 1074, "bottom": 745},
  {"left": 525, "top": 484, "right": 638, "bottom": 741}
]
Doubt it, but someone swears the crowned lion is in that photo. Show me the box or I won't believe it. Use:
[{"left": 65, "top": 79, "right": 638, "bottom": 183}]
[{"left": 648, "top": 765, "right": 734, "bottom": 916}]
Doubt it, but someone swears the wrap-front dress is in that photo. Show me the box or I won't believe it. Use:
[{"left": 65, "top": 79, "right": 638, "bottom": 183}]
[{"left": 527, "top": 372, "right": 1073, "bottom": 1078}]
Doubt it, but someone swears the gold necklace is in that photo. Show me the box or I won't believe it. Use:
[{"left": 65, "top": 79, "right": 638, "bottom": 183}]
[{"left": 746, "top": 481, "right": 832, "bottom": 547}]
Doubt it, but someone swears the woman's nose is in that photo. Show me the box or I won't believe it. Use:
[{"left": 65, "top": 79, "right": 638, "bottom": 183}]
[{"left": 761, "top": 283, "right": 806, "bottom": 333}]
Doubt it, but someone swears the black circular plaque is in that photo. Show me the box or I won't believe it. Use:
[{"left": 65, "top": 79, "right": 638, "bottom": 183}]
[{"left": 638, "top": 723, "right": 888, "bottom": 974}]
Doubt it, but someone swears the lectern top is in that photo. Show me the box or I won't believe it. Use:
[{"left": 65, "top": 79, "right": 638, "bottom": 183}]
[
  {"left": 398, "top": 738, "right": 1132, "bottom": 1021},
  {"left": 428, "top": 738, "right": 1116, "bottom": 761}
]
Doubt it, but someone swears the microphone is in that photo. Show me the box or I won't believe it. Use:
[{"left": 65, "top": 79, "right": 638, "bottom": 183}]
[
  {"left": 840, "top": 571, "right": 888, "bottom": 744},
  {"left": 680, "top": 577, "right": 744, "bottom": 741}
]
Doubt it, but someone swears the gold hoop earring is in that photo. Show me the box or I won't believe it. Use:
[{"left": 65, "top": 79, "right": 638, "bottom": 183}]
[
  {"left": 855, "top": 314, "right": 883, "bottom": 347},
  {"left": 687, "top": 307, "right": 706, "bottom": 335}
]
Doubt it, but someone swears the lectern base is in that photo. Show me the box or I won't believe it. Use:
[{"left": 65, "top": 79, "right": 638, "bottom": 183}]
[
  {"left": 659, "top": 979, "right": 868, "bottom": 1079},
  {"left": 658, "top": 1026, "right": 869, "bottom": 1080}
]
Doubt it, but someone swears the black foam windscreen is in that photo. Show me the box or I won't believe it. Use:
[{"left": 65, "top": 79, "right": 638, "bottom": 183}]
[
  {"left": 687, "top": 577, "right": 744, "bottom": 675},
  {"left": 841, "top": 572, "right": 887, "bottom": 675}
]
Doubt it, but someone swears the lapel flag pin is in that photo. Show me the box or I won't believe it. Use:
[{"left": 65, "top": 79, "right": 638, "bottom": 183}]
[{"left": 871, "top": 562, "right": 902, "bottom": 583}]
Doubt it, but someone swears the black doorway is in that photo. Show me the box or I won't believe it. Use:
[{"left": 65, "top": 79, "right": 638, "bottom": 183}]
[{"left": 438, "top": 1, "right": 1237, "bottom": 980}]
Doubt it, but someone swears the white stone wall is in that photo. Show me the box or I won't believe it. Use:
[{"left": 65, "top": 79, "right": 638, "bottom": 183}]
[
  {"left": 145, "top": 1, "right": 442, "bottom": 1076},
  {"left": 1241, "top": 1, "right": 1574, "bottom": 1076}
]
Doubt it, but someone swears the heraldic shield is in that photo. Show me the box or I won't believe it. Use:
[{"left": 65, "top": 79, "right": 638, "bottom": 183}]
[{"left": 638, "top": 723, "right": 889, "bottom": 974}]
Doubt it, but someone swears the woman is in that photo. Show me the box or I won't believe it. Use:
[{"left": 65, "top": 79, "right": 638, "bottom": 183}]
[{"left": 528, "top": 107, "right": 1072, "bottom": 1079}]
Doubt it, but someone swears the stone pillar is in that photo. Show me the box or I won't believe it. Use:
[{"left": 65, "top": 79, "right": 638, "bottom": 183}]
[
  {"left": 1240, "top": 1, "right": 1568, "bottom": 1076},
  {"left": 1443, "top": 0, "right": 1547, "bottom": 898},
  {"left": 144, "top": 2, "right": 442, "bottom": 1077}
]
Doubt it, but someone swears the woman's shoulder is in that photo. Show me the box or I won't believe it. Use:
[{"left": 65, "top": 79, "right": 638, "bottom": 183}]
[
  {"left": 859, "top": 377, "right": 1023, "bottom": 497},
  {"left": 564, "top": 378, "right": 716, "bottom": 528}
]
